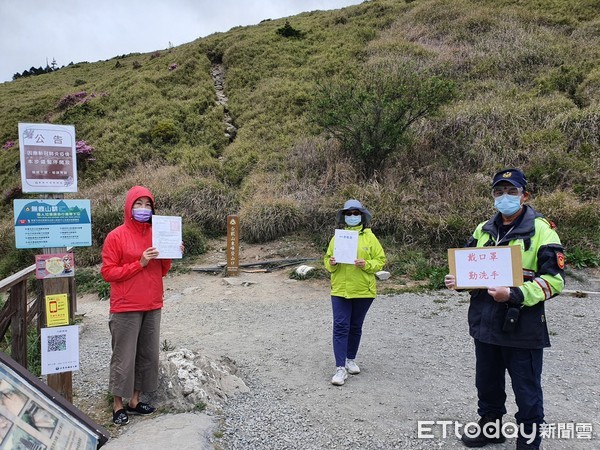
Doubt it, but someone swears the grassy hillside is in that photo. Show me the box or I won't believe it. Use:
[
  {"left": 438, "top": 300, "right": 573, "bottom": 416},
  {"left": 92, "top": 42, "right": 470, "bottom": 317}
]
[{"left": 1, "top": 0, "right": 599, "bottom": 281}]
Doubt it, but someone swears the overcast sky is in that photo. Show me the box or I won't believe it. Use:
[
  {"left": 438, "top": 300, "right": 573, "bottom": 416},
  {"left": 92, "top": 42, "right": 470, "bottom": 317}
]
[{"left": 0, "top": 0, "right": 363, "bottom": 83}]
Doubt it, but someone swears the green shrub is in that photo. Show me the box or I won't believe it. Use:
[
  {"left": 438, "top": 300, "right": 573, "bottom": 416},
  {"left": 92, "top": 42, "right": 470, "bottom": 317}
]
[
  {"left": 560, "top": 107, "right": 600, "bottom": 152},
  {"left": 75, "top": 268, "right": 110, "bottom": 300},
  {"left": 221, "top": 145, "right": 259, "bottom": 186},
  {"left": 276, "top": 21, "right": 305, "bottom": 39},
  {"left": 0, "top": 248, "right": 35, "bottom": 280},
  {"left": 311, "top": 63, "right": 455, "bottom": 178},
  {"left": 532, "top": 191, "right": 600, "bottom": 252},
  {"left": 384, "top": 246, "right": 447, "bottom": 290},
  {"left": 289, "top": 266, "right": 327, "bottom": 280},
  {"left": 149, "top": 119, "right": 180, "bottom": 144},
  {"left": 182, "top": 224, "right": 207, "bottom": 256},
  {"left": 566, "top": 247, "right": 600, "bottom": 269},
  {"left": 85, "top": 203, "right": 122, "bottom": 265},
  {"left": 536, "top": 65, "right": 586, "bottom": 100},
  {"left": 576, "top": 67, "right": 600, "bottom": 106}
]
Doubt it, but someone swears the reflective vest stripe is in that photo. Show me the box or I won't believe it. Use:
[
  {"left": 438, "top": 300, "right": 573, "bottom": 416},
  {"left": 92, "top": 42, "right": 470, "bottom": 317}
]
[{"left": 534, "top": 277, "right": 552, "bottom": 300}]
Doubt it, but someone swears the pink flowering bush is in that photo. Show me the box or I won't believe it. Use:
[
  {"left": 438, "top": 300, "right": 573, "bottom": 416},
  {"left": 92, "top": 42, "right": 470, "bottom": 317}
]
[
  {"left": 57, "top": 91, "right": 87, "bottom": 110},
  {"left": 76, "top": 140, "right": 96, "bottom": 162},
  {"left": 2, "top": 140, "right": 15, "bottom": 150},
  {"left": 168, "top": 63, "right": 178, "bottom": 71},
  {"left": 57, "top": 91, "right": 108, "bottom": 110}
]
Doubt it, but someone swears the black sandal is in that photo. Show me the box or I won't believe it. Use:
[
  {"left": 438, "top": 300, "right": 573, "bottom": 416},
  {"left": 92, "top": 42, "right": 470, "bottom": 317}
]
[{"left": 112, "top": 408, "right": 129, "bottom": 425}]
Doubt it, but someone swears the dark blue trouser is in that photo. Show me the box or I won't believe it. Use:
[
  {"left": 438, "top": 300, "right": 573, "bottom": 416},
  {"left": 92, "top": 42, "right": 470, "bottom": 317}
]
[
  {"left": 331, "top": 296, "right": 374, "bottom": 367},
  {"left": 474, "top": 339, "right": 544, "bottom": 448}
]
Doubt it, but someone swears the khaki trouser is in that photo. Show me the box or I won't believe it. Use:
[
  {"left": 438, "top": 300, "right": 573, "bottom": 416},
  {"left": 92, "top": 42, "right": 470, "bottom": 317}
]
[{"left": 108, "top": 309, "right": 161, "bottom": 398}]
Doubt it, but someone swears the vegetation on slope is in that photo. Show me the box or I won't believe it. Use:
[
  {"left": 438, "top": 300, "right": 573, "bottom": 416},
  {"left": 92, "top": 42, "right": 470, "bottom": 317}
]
[{"left": 0, "top": 0, "right": 599, "bottom": 281}]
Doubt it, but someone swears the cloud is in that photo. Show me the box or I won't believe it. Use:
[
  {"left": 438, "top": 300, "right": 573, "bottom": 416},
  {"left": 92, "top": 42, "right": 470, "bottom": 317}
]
[{"left": 0, "top": 0, "right": 363, "bottom": 82}]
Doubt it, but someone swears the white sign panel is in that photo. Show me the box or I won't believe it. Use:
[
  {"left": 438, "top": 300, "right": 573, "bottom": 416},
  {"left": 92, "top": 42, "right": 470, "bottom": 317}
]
[
  {"left": 18, "top": 123, "right": 78, "bottom": 193},
  {"left": 152, "top": 215, "right": 183, "bottom": 259},
  {"left": 41, "top": 325, "right": 80, "bottom": 375},
  {"left": 448, "top": 245, "right": 523, "bottom": 289},
  {"left": 14, "top": 199, "right": 91, "bottom": 248},
  {"left": 333, "top": 229, "right": 359, "bottom": 264}
]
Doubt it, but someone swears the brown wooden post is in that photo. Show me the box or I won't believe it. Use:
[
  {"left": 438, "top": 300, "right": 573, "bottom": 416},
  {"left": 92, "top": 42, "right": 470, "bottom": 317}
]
[
  {"left": 42, "top": 193, "right": 73, "bottom": 403},
  {"left": 68, "top": 276, "right": 76, "bottom": 319},
  {"left": 226, "top": 215, "right": 239, "bottom": 276},
  {"left": 9, "top": 281, "right": 28, "bottom": 369},
  {"left": 44, "top": 278, "right": 73, "bottom": 402}
]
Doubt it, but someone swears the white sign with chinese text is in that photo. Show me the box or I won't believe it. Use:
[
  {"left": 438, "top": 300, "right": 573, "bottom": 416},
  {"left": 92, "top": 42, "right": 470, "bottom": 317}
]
[
  {"left": 448, "top": 245, "right": 523, "bottom": 289},
  {"left": 18, "top": 123, "right": 77, "bottom": 193},
  {"left": 151, "top": 215, "right": 182, "bottom": 259},
  {"left": 14, "top": 199, "right": 91, "bottom": 248},
  {"left": 41, "top": 325, "right": 80, "bottom": 375},
  {"left": 333, "top": 229, "right": 359, "bottom": 264}
]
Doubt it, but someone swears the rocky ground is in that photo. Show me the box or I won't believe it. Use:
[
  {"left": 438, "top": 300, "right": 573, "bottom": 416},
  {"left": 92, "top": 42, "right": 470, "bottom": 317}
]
[{"left": 72, "top": 238, "right": 600, "bottom": 449}]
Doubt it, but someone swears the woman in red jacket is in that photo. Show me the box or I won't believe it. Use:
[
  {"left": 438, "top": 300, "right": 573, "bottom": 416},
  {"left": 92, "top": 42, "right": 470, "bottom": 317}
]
[{"left": 101, "top": 185, "right": 180, "bottom": 426}]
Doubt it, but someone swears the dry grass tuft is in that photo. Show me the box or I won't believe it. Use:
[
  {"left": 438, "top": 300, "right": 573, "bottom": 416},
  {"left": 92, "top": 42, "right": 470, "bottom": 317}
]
[{"left": 239, "top": 197, "right": 303, "bottom": 243}]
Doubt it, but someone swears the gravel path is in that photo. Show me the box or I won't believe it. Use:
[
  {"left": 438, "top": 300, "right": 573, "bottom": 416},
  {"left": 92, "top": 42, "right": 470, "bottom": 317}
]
[{"left": 73, "top": 268, "right": 600, "bottom": 449}]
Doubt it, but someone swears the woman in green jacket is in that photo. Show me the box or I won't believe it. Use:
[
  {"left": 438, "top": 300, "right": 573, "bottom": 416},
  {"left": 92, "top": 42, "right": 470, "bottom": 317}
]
[{"left": 324, "top": 199, "right": 386, "bottom": 386}]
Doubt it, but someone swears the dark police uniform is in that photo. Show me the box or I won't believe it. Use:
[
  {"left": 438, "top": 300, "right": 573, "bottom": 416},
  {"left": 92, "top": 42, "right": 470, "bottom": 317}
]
[{"left": 466, "top": 203, "right": 565, "bottom": 448}]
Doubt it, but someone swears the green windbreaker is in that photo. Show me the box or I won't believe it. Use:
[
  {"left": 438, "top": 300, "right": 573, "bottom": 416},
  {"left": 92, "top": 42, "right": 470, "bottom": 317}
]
[{"left": 324, "top": 226, "right": 386, "bottom": 299}]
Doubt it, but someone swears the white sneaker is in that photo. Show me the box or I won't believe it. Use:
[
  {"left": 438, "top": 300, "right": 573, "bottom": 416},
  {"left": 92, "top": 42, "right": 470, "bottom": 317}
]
[
  {"left": 331, "top": 366, "right": 348, "bottom": 385},
  {"left": 345, "top": 359, "right": 360, "bottom": 374}
]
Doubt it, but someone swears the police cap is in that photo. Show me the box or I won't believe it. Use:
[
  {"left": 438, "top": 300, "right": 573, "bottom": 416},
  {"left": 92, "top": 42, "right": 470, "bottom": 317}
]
[{"left": 492, "top": 168, "right": 527, "bottom": 189}]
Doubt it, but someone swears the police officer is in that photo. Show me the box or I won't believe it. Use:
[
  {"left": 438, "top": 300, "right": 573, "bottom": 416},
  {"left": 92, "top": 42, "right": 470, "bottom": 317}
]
[{"left": 445, "top": 168, "right": 565, "bottom": 450}]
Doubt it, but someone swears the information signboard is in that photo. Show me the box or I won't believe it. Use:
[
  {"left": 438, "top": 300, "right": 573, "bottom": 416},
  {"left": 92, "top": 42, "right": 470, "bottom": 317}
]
[
  {"left": 14, "top": 199, "right": 92, "bottom": 248},
  {"left": 448, "top": 245, "right": 523, "bottom": 289},
  {"left": 14, "top": 199, "right": 91, "bottom": 249},
  {"left": 35, "top": 252, "right": 75, "bottom": 279},
  {"left": 0, "top": 352, "right": 109, "bottom": 449},
  {"left": 18, "top": 123, "right": 78, "bottom": 193}
]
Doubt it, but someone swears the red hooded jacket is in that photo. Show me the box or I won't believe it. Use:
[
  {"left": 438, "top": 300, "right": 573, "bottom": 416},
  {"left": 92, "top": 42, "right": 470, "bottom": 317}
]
[{"left": 101, "top": 186, "right": 172, "bottom": 313}]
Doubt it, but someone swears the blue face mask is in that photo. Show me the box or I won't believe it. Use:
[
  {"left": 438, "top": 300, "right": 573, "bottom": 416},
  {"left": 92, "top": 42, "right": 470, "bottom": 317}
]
[
  {"left": 345, "top": 215, "right": 362, "bottom": 226},
  {"left": 494, "top": 194, "right": 522, "bottom": 216},
  {"left": 132, "top": 208, "right": 152, "bottom": 222}
]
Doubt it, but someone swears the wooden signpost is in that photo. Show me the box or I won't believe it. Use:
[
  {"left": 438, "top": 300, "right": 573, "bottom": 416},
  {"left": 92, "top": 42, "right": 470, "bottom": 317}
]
[
  {"left": 226, "top": 215, "right": 239, "bottom": 276},
  {"left": 17, "top": 124, "right": 81, "bottom": 403},
  {"left": 42, "top": 194, "right": 73, "bottom": 402}
]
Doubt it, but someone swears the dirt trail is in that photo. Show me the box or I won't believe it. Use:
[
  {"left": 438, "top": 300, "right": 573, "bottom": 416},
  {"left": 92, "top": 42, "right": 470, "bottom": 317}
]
[{"left": 73, "top": 240, "right": 600, "bottom": 449}]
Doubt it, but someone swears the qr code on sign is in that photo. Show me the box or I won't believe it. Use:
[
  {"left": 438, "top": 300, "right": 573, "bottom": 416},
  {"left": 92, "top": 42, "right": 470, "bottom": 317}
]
[{"left": 47, "top": 334, "right": 66, "bottom": 352}]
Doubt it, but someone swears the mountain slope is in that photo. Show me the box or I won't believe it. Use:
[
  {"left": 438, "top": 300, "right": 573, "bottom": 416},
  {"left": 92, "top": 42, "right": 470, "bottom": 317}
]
[{"left": 0, "top": 0, "right": 599, "bottom": 277}]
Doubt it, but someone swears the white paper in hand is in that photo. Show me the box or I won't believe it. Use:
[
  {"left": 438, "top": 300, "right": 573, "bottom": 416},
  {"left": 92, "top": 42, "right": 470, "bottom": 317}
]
[
  {"left": 333, "top": 229, "right": 359, "bottom": 264},
  {"left": 152, "top": 215, "right": 182, "bottom": 259}
]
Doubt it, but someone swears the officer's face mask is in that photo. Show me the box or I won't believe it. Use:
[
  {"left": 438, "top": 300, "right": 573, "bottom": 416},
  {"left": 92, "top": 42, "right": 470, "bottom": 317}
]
[{"left": 494, "top": 194, "right": 522, "bottom": 216}]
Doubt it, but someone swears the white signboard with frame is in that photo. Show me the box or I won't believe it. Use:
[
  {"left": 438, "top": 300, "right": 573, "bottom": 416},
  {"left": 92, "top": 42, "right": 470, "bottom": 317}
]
[
  {"left": 448, "top": 245, "right": 523, "bottom": 289},
  {"left": 18, "top": 123, "right": 78, "bottom": 193},
  {"left": 0, "top": 352, "right": 109, "bottom": 448}
]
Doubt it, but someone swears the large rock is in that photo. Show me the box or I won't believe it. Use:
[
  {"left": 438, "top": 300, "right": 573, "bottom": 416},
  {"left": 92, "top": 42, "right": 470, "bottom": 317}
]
[{"left": 146, "top": 348, "right": 249, "bottom": 413}]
